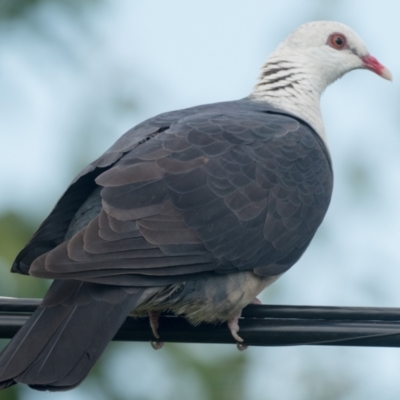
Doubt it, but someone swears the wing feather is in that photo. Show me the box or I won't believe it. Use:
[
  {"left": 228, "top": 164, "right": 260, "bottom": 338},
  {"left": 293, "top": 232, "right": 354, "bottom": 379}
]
[{"left": 19, "top": 101, "right": 332, "bottom": 285}]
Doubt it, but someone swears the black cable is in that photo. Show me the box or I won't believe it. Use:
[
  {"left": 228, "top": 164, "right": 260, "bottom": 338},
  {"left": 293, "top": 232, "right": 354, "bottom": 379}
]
[{"left": 1, "top": 297, "right": 400, "bottom": 347}]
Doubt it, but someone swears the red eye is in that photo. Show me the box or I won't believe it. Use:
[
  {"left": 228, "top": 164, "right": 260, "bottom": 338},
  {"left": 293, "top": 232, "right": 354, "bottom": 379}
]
[{"left": 329, "top": 33, "right": 347, "bottom": 50}]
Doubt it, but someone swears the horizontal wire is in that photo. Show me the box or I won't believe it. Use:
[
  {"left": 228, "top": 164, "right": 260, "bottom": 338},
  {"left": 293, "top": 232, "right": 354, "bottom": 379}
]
[{"left": 1, "top": 297, "right": 400, "bottom": 347}]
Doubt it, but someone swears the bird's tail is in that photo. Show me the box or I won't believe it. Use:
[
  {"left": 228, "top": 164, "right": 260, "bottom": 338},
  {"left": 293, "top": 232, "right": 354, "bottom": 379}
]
[{"left": 0, "top": 280, "right": 148, "bottom": 391}]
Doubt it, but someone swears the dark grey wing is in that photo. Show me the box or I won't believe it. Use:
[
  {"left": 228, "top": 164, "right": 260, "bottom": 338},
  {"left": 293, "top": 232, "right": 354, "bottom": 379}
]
[
  {"left": 29, "top": 109, "right": 333, "bottom": 285},
  {"left": 11, "top": 105, "right": 206, "bottom": 275}
]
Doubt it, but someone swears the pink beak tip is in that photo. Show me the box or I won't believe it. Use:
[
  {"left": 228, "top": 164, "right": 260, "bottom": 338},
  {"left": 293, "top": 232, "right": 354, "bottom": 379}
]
[{"left": 362, "top": 55, "right": 392, "bottom": 81}]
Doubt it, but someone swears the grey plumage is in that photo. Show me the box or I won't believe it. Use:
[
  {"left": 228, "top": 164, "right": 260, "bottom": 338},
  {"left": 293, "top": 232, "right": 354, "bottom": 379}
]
[
  {"left": 26, "top": 100, "right": 332, "bottom": 284},
  {"left": 0, "top": 99, "right": 332, "bottom": 390}
]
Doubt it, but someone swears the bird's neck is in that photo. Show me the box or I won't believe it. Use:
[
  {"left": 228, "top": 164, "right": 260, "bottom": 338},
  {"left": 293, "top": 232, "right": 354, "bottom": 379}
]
[{"left": 250, "top": 56, "right": 328, "bottom": 143}]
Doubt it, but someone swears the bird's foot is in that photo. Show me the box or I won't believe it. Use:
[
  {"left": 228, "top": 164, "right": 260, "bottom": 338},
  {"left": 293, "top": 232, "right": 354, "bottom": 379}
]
[
  {"left": 228, "top": 314, "right": 244, "bottom": 343},
  {"left": 149, "top": 311, "right": 164, "bottom": 350},
  {"left": 233, "top": 297, "right": 263, "bottom": 351},
  {"left": 149, "top": 311, "right": 161, "bottom": 339}
]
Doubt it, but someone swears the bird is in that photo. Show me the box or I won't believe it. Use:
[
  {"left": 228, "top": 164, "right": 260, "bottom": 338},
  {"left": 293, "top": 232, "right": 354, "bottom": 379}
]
[{"left": 0, "top": 21, "right": 391, "bottom": 391}]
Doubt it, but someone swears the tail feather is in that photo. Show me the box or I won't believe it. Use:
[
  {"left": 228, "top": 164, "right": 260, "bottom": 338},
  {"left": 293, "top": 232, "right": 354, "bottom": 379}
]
[{"left": 0, "top": 280, "right": 148, "bottom": 391}]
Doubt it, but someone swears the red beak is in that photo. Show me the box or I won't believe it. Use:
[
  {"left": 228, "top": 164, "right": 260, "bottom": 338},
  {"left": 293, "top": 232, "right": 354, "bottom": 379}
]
[{"left": 361, "top": 55, "right": 392, "bottom": 81}]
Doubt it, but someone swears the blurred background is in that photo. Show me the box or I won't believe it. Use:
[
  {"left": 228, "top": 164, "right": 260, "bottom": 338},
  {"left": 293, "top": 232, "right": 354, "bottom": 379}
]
[{"left": 0, "top": 0, "right": 399, "bottom": 399}]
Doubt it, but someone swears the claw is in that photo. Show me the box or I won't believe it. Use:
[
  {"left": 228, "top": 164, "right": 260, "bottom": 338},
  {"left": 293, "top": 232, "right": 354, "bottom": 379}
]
[
  {"left": 237, "top": 343, "right": 248, "bottom": 351},
  {"left": 227, "top": 315, "right": 244, "bottom": 343},
  {"left": 151, "top": 341, "right": 164, "bottom": 350},
  {"left": 149, "top": 311, "right": 161, "bottom": 339},
  {"left": 149, "top": 311, "right": 164, "bottom": 349},
  {"left": 229, "top": 298, "right": 263, "bottom": 350}
]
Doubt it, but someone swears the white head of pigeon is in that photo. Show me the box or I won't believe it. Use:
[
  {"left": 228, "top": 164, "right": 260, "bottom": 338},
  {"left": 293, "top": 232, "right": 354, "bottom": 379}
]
[{"left": 251, "top": 21, "right": 391, "bottom": 142}]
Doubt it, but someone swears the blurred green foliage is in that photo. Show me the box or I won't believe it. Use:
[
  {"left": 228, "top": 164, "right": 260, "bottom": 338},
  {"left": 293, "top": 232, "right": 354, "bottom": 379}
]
[
  {"left": 0, "top": 213, "right": 40, "bottom": 399},
  {"left": 0, "top": 212, "right": 48, "bottom": 298},
  {"left": 165, "top": 344, "right": 247, "bottom": 400},
  {"left": 0, "top": 0, "right": 101, "bottom": 22}
]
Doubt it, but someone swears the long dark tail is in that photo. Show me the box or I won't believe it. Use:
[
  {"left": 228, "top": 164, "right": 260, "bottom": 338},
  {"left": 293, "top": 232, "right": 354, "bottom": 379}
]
[{"left": 0, "top": 280, "right": 147, "bottom": 391}]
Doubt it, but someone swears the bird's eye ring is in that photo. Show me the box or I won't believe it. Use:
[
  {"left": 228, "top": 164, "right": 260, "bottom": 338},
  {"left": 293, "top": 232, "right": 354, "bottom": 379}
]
[{"left": 328, "top": 33, "right": 347, "bottom": 50}]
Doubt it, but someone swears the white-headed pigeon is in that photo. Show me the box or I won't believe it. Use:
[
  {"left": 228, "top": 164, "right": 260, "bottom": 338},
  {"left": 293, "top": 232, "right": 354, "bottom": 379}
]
[{"left": 0, "top": 21, "right": 391, "bottom": 391}]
